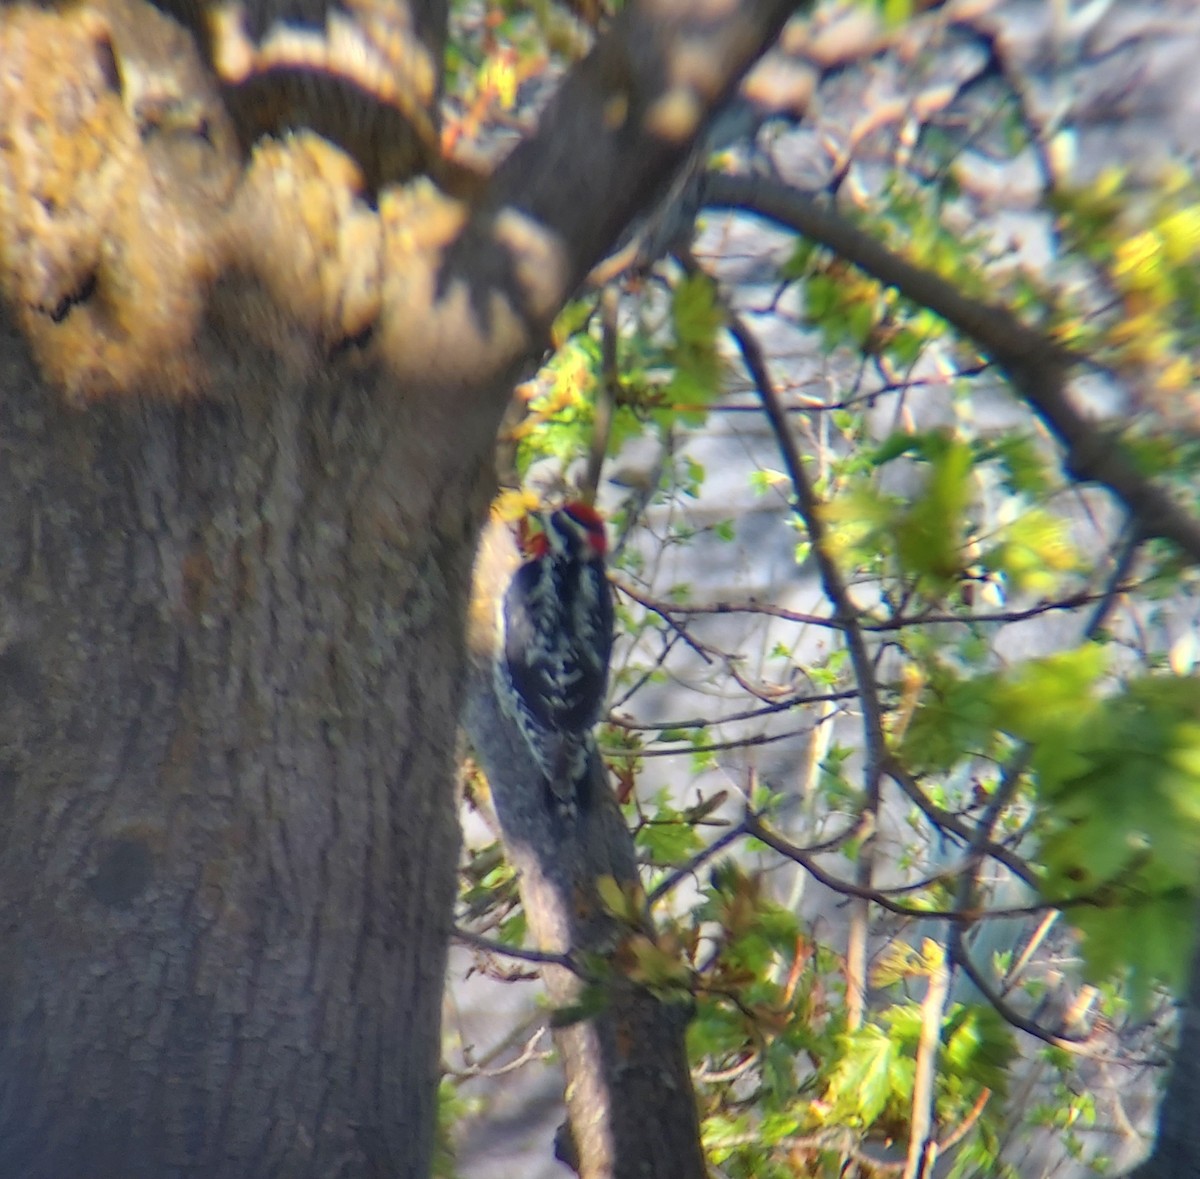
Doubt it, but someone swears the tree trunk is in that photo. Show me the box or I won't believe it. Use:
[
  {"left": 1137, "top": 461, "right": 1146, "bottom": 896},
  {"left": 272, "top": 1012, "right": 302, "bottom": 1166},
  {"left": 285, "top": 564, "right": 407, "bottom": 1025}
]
[{"left": 0, "top": 315, "right": 492, "bottom": 1178}]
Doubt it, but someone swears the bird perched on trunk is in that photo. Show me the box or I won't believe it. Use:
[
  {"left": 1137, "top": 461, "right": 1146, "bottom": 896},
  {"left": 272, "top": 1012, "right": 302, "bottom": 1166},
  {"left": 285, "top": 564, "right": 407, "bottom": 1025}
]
[{"left": 494, "top": 501, "right": 614, "bottom": 821}]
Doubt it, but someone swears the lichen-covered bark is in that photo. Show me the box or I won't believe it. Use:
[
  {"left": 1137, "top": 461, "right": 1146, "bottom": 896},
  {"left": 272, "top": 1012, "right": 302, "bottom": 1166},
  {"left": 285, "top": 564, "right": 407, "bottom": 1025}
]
[
  {"left": 0, "top": 312, "right": 495, "bottom": 1177},
  {"left": 0, "top": 0, "right": 511, "bottom": 1171}
]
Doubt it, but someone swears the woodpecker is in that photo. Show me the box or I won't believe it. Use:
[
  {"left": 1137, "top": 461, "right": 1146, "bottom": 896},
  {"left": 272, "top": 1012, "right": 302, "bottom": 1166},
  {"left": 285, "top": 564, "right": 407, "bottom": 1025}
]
[{"left": 495, "top": 501, "right": 614, "bottom": 820}]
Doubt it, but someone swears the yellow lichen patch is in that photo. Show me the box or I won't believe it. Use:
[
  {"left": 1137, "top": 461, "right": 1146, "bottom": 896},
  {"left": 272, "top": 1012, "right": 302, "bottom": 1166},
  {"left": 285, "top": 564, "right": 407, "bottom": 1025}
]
[
  {"left": 379, "top": 175, "right": 470, "bottom": 254},
  {"left": 492, "top": 207, "right": 569, "bottom": 325},
  {"left": 205, "top": 0, "right": 441, "bottom": 189},
  {"left": 376, "top": 178, "right": 527, "bottom": 387},
  {"left": 228, "top": 132, "right": 383, "bottom": 353},
  {"left": 0, "top": 0, "right": 237, "bottom": 402},
  {"left": 644, "top": 85, "right": 703, "bottom": 144},
  {"left": 602, "top": 91, "right": 629, "bottom": 131}
]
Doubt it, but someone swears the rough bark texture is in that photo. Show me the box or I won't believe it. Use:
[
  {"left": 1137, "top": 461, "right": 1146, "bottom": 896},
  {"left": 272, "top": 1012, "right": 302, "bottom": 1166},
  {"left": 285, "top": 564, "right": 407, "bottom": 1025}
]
[
  {"left": 0, "top": 311, "right": 498, "bottom": 1178},
  {"left": 152, "top": 0, "right": 452, "bottom": 192},
  {"left": 465, "top": 521, "right": 705, "bottom": 1179},
  {"left": 0, "top": 4, "right": 504, "bottom": 1170}
]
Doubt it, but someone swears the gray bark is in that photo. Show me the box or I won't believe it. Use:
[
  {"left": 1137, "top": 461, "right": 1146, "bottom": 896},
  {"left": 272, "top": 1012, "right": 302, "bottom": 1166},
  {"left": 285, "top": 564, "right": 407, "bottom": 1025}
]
[{"left": 0, "top": 314, "right": 494, "bottom": 1178}]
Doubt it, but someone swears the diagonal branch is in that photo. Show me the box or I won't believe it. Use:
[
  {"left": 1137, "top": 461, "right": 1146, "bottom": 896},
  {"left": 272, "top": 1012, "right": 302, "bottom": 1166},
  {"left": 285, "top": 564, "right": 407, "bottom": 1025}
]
[
  {"left": 466, "top": 515, "right": 707, "bottom": 1179},
  {"left": 701, "top": 171, "right": 1200, "bottom": 566},
  {"left": 486, "top": 0, "right": 808, "bottom": 313}
]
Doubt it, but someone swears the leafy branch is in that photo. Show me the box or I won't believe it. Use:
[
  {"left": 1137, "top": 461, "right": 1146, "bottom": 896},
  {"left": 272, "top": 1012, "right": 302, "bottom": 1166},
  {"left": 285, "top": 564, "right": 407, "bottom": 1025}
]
[{"left": 702, "top": 171, "right": 1200, "bottom": 564}]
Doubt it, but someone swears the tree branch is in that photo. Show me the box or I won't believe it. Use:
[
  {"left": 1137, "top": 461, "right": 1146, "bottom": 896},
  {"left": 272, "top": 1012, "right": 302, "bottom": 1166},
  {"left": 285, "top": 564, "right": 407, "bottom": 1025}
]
[
  {"left": 904, "top": 953, "right": 950, "bottom": 1179},
  {"left": 487, "top": 0, "right": 809, "bottom": 309},
  {"left": 452, "top": 926, "right": 580, "bottom": 972},
  {"left": 465, "top": 514, "right": 706, "bottom": 1179},
  {"left": 701, "top": 172, "right": 1200, "bottom": 566}
]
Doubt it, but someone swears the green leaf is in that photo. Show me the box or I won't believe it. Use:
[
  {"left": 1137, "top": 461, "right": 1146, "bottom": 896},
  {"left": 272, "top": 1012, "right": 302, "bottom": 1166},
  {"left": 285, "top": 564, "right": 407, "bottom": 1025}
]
[
  {"left": 701, "top": 1112, "right": 752, "bottom": 1161},
  {"left": 871, "top": 940, "right": 921, "bottom": 988},
  {"left": 980, "top": 433, "right": 1054, "bottom": 498},
  {"left": 991, "top": 645, "right": 1109, "bottom": 747},
  {"left": 868, "top": 431, "right": 926, "bottom": 467},
  {"left": 901, "top": 664, "right": 1000, "bottom": 773},
  {"left": 626, "top": 933, "right": 692, "bottom": 989},
  {"left": 666, "top": 274, "right": 723, "bottom": 414},
  {"left": 637, "top": 816, "right": 704, "bottom": 866},
  {"left": 941, "top": 1004, "right": 1016, "bottom": 1097},
  {"left": 1025, "top": 675, "right": 1200, "bottom": 1000},
  {"left": 688, "top": 996, "right": 755, "bottom": 1061},
  {"left": 551, "top": 297, "right": 593, "bottom": 342},
  {"left": 894, "top": 433, "right": 973, "bottom": 587},
  {"left": 824, "top": 1025, "right": 905, "bottom": 1126},
  {"left": 595, "top": 874, "right": 642, "bottom": 923},
  {"left": 779, "top": 238, "right": 818, "bottom": 281},
  {"left": 983, "top": 507, "right": 1082, "bottom": 595},
  {"left": 759, "top": 1109, "right": 802, "bottom": 1144},
  {"left": 750, "top": 468, "right": 790, "bottom": 496},
  {"left": 805, "top": 272, "right": 838, "bottom": 323}
]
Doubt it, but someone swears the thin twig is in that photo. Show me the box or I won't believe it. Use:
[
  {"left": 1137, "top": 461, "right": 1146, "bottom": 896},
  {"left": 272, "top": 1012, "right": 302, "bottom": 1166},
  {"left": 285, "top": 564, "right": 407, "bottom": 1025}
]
[
  {"left": 445, "top": 1025, "right": 552, "bottom": 1081},
  {"left": 716, "top": 279, "right": 889, "bottom": 1031},
  {"left": 1000, "top": 909, "right": 1058, "bottom": 997},
  {"left": 904, "top": 952, "right": 950, "bottom": 1179},
  {"left": 938, "top": 1088, "right": 992, "bottom": 1153},
  {"left": 615, "top": 578, "right": 846, "bottom": 631},
  {"left": 617, "top": 576, "right": 1140, "bottom": 634},
  {"left": 617, "top": 582, "right": 717, "bottom": 665},
  {"left": 606, "top": 688, "right": 861, "bottom": 732},
  {"left": 452, "top": 926, "right": 580, "bottom": 973},
  {"left": 947, "top": 930, "right": 1092, "bottom": 1051},
  {"left": 609, "top": 726, "right": 810, "bottom": 758},
  {"left": 742, "top": 812, "right": 998, "bottom": 921},
  {"left": 885, "top": 760, "right": 1038, "bottom": 887},
  {"left": 647, "top": 821, "right": 749, "bottom": 906}
]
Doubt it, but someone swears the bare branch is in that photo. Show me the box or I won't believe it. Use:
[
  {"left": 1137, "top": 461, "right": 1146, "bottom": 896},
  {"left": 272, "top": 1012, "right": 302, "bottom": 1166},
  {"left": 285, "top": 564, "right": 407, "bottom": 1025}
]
[
  {"left": 617, "top": 575, "right": 1141, "bottom": 632},
  {"left": 452, "top": 926, "right": 581, "bottom": 972},
  {"left": 607, "top": 688, "right": 861, "bottom": 733},
  {"left": 702, "top": 264, "right": 890, "bottom": 1029},
  {"left": 647, "top": 821, "right": 749, "bottom": 907},
  {"left": 613, "top": 727, "right": 813, "bottom": 759},
  {"left": 884, "top": 760, "right": 1038, "bottom": 888},
  {"left": 946, "top": 926, "right": 1094, "bottom": 1052},
  {"left": 904, "top": 953, "right": 950, "bottom": 1179},
  {"left": 444, "top": 1026, "right": 552, "bottom": 1081}
]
